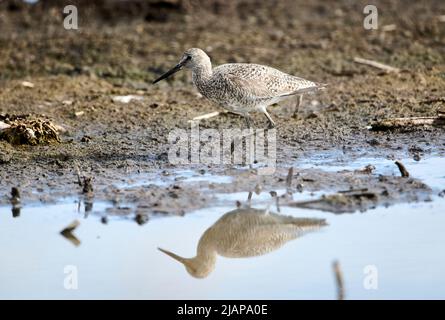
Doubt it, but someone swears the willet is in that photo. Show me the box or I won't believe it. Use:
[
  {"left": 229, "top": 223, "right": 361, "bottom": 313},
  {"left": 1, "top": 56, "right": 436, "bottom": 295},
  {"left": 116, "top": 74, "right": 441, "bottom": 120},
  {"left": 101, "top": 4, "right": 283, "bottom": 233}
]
[
  {"left": 153, "top": 48, "right": 326, "bottom": 128},
  {"left": 158, "top": 207, "right": 327, "bottom": 278}
]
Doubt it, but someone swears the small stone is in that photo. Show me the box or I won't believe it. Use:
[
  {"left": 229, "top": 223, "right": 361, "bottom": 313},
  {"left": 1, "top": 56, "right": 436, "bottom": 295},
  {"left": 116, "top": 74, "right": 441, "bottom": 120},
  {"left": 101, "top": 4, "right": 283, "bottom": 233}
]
[
  {"left": 21, "top": 81, "right": 34, "bottom": 88},
  {"left": 112, "top": 95, "right": 144, "bottom": 104}
]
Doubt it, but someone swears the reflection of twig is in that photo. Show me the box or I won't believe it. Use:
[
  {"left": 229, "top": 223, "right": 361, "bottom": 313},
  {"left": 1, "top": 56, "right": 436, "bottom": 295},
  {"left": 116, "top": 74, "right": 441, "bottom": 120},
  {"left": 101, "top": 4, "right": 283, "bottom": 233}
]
[
  {"left": 332, "top": 260, "right": 345, "bottom": 300},
  {"left": 247, "top": 191, "right": 253, "bottom": 206},
  {"left": 269, "top": 191, "right": 280, "bottom": 212},
  {"left": 10, "top": 187, "right": 21, "bottom": 218},
  {"left": 60, "top": 220, "right": 81, "bottom": 247},
  {"left": 395, "top": 161, "right": 410, "bottom": 177},
  {"left": 353, "top": 57, "right": 400, "bottom": 73},
  {"left": 338, "top": 188, "right": 368, "bottom": 194}
]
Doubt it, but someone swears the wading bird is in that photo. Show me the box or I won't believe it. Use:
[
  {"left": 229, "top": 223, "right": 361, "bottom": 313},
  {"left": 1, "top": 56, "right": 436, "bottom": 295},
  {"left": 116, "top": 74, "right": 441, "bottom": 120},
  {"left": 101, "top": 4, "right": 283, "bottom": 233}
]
[
  {"left": 153, "top": 48, "right": 325, "bottom": 128},
  {"left": 158, "top": 207, "right": 327, "bottom": 278}
]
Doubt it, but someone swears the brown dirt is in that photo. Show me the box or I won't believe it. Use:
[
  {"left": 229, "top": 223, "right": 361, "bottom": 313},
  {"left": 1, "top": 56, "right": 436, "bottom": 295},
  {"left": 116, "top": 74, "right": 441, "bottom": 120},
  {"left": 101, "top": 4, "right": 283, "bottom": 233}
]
[{"left": 0, "top": 0, "right": 444, "bottom": 214}]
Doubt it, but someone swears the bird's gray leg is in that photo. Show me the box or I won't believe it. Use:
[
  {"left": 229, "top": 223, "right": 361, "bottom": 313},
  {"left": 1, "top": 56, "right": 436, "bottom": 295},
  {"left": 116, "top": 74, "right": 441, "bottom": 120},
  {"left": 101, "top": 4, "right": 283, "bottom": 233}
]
[
  {"left": 293, "top": 94, "right": 303, "bottom": 117},
  {"left": 263, "top": 110, "right": 276, "bottom": 129}
]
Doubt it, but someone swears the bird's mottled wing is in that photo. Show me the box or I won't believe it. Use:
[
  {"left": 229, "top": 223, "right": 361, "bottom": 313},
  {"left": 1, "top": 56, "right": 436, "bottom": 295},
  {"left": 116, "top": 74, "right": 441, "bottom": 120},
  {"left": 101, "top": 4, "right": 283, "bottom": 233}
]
[
  {"left": 214, "top": 63, "right": 321, "bottom": 101},
  {"left": 225, "top": 74, "right": 275, "bottom": 100}
]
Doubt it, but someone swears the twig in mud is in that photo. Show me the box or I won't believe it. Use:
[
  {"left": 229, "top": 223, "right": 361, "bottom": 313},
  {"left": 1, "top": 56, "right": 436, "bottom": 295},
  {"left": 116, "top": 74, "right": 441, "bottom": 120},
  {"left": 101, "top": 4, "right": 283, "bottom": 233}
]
[
  {"left": 188, "top": 111, "right": 225, "bottom": 122},
  {"left": 82, "top": 177, "right": 94, "bottom": 194},
  {"left": 381, "top": 24, "right": 396, "bottom": 32},
  {"left": 286, "top": 167, "right": 294, "bottom": 190},
  {"left": 332, "top": 260, "right": 345, "bottom": 300},
  {"left": 395, "top": 161, "right": 410, "bottom": 178},
  {"left": 289, "top": 191, "right": 378, "bottom": 214},
  {"left": 74, "top": 163, "right": 82, "bottom": 186},
  {"left": 74, "top": 162, "right": 94, "bottom": 194},
  {"left": 338, "top": 188, "right": 369, "bottom": 194},
  {"left": 370, "top": 115, "right": 445, "bottom": 131},
  {"left": 353, "top": 57, "right": 400, "bottom": 73}
]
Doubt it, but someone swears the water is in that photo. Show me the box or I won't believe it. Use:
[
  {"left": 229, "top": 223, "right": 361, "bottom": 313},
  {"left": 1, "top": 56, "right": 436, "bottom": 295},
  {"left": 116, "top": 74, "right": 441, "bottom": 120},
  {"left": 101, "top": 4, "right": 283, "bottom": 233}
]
[
  {"left": 298, "top": 154, "right": 445, "bottom": 190},
  {"left": 114, "top": 169, "right": 233, "bottom": 189},
  {"left": 1, "top": 156, "right": 444, "bottom": 299}
]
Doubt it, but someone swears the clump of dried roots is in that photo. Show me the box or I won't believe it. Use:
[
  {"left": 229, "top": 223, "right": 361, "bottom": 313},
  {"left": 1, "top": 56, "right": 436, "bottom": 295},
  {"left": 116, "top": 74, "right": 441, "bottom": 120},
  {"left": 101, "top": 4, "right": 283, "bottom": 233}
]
[{"left": 0, "top": 114, "right": 61, "bottom": 145}]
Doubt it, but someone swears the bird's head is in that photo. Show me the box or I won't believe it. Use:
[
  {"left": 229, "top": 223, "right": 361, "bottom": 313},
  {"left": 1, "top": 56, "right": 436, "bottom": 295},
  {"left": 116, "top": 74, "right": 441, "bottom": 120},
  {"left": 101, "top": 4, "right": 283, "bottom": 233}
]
[
  {"left": 152, "top": 48, "right": 210, "bottom": 84},
  {"left": 158, "top": 247, "right": 215, "bottom": 279}
]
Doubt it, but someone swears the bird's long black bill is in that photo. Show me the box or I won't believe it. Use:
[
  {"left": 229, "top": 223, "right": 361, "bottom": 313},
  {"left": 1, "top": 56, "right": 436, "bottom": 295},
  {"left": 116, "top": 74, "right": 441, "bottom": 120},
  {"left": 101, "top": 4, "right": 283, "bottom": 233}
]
[{"left": 153, "top": 62, "right": 183, "bottom": 84}]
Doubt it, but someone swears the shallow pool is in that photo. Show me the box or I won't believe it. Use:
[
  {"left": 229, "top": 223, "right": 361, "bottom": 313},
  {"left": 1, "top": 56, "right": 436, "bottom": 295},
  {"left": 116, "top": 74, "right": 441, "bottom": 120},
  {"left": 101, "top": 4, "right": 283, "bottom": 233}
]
[{"left": 1, "top": 155, "right": 444, "bottom": 299}]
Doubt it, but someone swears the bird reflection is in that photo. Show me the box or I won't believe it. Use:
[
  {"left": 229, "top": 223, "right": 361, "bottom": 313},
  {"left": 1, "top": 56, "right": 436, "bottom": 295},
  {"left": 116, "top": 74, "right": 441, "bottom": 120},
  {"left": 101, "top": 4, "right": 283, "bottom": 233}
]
[{"left": 159, "top": 207, "right": 327, "bottom": 278}]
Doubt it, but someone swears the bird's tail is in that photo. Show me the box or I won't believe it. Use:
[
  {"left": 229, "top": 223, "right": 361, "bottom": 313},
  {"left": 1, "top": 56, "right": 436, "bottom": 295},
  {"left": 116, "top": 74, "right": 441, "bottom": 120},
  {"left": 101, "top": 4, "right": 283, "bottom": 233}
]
[
  {"left": 276, "top": 215, "right": 328, "bottom": 227},
  {"left": 280, "top": 82, "right": 328, "bottom": 98},
  {"left": 315, "top": 82, "right": 328, "bottom": 90}
]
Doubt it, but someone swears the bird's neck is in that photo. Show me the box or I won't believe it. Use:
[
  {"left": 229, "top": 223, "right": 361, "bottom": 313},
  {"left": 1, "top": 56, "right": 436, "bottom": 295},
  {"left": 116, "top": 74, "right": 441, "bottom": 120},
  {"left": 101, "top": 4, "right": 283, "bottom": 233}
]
[
  {"left": 187, "top": 241, "right": 217, "bottom": 277},
  {"left": 195, "top": 232, "right": 218, "bottom": 262},
  {"left": 192, "top": 63, "right": 212, "bottom": 87}
]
